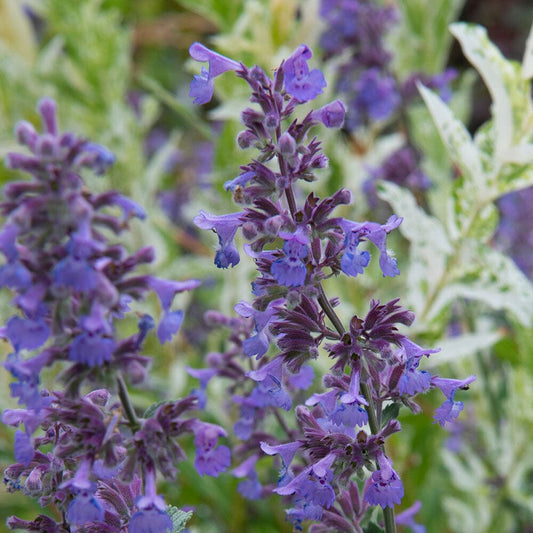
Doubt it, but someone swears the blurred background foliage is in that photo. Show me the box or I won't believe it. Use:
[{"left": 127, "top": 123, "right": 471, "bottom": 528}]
[{"left": 0, "top": 0, "right": 532, "bottom": 532}]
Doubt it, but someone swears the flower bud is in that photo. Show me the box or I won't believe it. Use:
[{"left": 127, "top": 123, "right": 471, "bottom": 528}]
[
  {"left": 278, "top": 132, "right": 296, "bottom": 156},
  {"left": 236, "top": 130, "right": 258, "bottom": 150}
]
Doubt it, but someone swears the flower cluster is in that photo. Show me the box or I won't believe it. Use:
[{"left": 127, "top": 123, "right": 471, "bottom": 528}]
[
  {"left": 319, "top": 0, "right": 456, "bottom": 200},
  {"left": 1, "top": 99, "right": 230, "bottom": 531},
  {"left": 188, "top": 42, "right": 474, "bottom": 531}
]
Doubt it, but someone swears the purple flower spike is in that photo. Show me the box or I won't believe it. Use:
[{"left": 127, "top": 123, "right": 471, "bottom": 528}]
[
  {"left": 193, "top": 210, "right": 244, "bottom": 269},
  {"left": 284, "top": 45, "right": 327, "bottom": 102},
  {"left": 189, "top": 42, "right": 241, "bottom": 105}
]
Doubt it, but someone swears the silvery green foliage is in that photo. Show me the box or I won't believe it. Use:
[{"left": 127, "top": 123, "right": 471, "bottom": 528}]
[
  {"left": 379, "top": 22, "right": 533, "bottom": 338},
  {"left": 442, "top": 367, "right": 533, "bottom": 532},
  {"left": 167, "top": 506, "right": 193, "bottom": 533}
]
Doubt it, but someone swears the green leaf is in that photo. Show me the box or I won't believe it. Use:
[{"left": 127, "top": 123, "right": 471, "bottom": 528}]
[
  {"left": 450, "top": 23, "right": 533, "bottom": 166},
  {"left": 382, "top": 402, "right": 401, "bottom": 427},
  {"left": 167, "top": 505, "right": 193, "bottom": 533},
  {"left": 418, "top": 84, "right": 485, "bottom": 193},
  {"left": 363, "top": 521, "right": 385, "bottom": 533},
  {"left": 434, "top": 243, "right": 533, "bottom": 326},
  {"left": 143, "top": 401, "right": 168, "bottom": 418}
]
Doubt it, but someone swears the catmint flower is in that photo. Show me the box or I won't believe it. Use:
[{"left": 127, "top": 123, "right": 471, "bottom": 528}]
[
  {"left": 192, "top": 421, "right": 231, "bottom": 477},
  {"left": 284, "top": 44, "right": 327, "bottom": 102},
  {"left": 189, "top": 42, "right": 241, "bottom": 104},
  {"left": 432, "top": 375, "right": 476, "bottom": 427},
  {"left": 232, "top": 455, "right": 263, "bottom": 500},
  {"left": 340, "top": 215, "right": 402, "bottom": 277},
  {"left": 3, "top": 316, "right": 50, "bottom": 352},
  {"left": 364, "top": 452, "right": 404, "bottom": 508},
  {"left": 395, "top": 500, "right": 426, "bottom": 533},
  {"left": 129, "top": 467, "right": 172, "bottom": 533},
  {"left": 270, "top": 230, "right": 309, "bottom": 287},
  {"left": 193, "top": 210, "right": 244, "bottom": 268}
]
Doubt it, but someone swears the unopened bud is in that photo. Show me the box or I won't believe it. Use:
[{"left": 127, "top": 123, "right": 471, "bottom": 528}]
[{"left": 278, "top": 132, "right": 296, "bottom": 156}]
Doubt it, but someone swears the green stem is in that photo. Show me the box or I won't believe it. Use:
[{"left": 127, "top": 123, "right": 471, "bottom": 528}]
[{"left": 117, "top": 374, "right": 140, "bottom": 433}]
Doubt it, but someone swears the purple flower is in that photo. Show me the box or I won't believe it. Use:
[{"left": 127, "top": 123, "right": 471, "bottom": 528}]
[
  {"left": 311, "top": 100, "right": 346, "bottom": 128},
  {"left": 260, "top": 440, "right": 302, "bottom": 470},
  {"left": 284, "top": 45, "right": 327, "bottom": 102},
  {"left": 351, "top": 68, "right": 400, "bottom": 126},
  {"left": 189, "top": 42, "right": 241, "bottom": 105},
  {"left": 234, "top": 298, "right": 283, "bottom": 359},
  {"left": 0, "top": 260, "right": 32, "bottom": 290},
  {"left": 275, "top": 453, "right": 337, "bottom": 509},
  {"left": 193, "top": 421, "right": 231, "bottom": 477},
  {"left": 52, "top": 235, "right": 99, "bottom": 291},
  {"left": 341, "top": 230, "right": 370, "bottom": 276},
  {"left": 67, "top": 488, "right": 104, "bottom": 525},
  {"left": 14, "top": 429, "right": 34, "bottom": 465},
  {"left": 432, "top": 374, "right": 476, "bottom": 400},
  {"left": 157, "top": 310, "right": 184, "bottom": 344},
  {"left": 68, "top": 332, "right": 115, "bottom": 366},
  {"left": 149, "top": 277, "right": 201, "bottom": 312},
  {"left": 129, "top": 508, "right": 173, "bottom": 533},
  {"left": 187, "top": 366, "right": 217, "bottom": 408},
  {"left": 340, "top": 215, "right": 402, "bottom": 277},
  {"left": 233, "top": 455, "right": 262, "bottom": 500},
  {"left": 193, "top": 210, "right": 244, "bottom": 268},
  {"left": 433, "top": 396, "right": 464, "bottom": 427},
  {"left": 80, "top": 142, "right": 116, "bottom": 176},
  {"left": 396, "top": 500, "right": 426, "bottom": 533},
  {"left": 4, "top": 316, "right": 50, "bottom": 352},
  {"left": 270, "top": 230, "right": 309, "bottom": 287},
  {"left": 364, "top": 453, "right": 404, "bottom": 508}
]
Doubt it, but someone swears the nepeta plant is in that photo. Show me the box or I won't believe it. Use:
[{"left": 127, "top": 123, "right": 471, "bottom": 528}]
[
  {"left": 0, "top": 99, "right": 230, "bottom": 532},
  {"left": 188, "top": 43, "right": 475, "bottom": 532}
]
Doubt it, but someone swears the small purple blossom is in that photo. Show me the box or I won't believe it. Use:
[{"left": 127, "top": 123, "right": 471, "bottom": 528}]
[
  {"left": 189, "top": 42, "right": 241, "bottom": 105},
  {"left": 340, "top": 215, "right": 402, "bottom": 277},
  {"left": 284, "top": 45, "right": 327, "bottom": 102},
  {"left": 193, "top": 421, "right": 231, "bottom": 477},
  {"left": 270, "top": 230, "right": 309, "bottom": 287},
  {"left": 364, "top": 453, "right": 404, "bottom": 508},
  {"left": 193, "top": 210, "right": 244, "bottom": 268}
]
